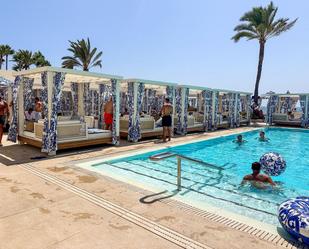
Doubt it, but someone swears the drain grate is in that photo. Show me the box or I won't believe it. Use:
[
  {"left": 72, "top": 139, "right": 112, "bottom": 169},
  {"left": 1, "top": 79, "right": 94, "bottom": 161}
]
[{"left": 20, "top": 164, "right": 212, "bottom": 249}]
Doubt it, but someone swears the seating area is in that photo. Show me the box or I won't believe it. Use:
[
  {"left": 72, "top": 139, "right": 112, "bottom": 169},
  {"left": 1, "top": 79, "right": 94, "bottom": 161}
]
[
  {"left": 266, "top": 93, "right": 309, "bottom": 127},
  {"left": 6, "top": 67, "right": 122, "bottom": 154},
  {"left": 2, "top": 67, "right": 254, "bottom": 154}
]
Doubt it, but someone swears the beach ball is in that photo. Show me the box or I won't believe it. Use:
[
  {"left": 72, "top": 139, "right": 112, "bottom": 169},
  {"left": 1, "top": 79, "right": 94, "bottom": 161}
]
[
  {"left": 259, "top": 152, "right": 286, "bottom": 176},
  {"left": 278, "top": 197, "right": 309, "bottom": 245}
]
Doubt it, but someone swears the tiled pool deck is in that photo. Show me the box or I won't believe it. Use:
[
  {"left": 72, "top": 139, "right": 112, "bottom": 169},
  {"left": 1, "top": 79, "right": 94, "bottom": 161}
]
[{"left": 0, "top": 126, "right": 307, "bottom": 249}]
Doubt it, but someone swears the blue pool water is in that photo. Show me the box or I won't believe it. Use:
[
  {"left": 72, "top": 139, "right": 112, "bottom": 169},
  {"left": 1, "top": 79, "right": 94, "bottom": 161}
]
[{"left": 92, "top": 128, "right": 309, "bottom": 225}]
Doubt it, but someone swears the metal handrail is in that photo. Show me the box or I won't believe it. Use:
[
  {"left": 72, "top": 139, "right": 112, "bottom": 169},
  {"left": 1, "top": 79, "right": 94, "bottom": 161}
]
[{"left": 150, "top": 152, "right": 224, "bottom": 191}]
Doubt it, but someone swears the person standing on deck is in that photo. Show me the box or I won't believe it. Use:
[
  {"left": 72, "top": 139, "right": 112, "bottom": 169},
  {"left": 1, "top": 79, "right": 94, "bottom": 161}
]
[
  {"left": 0, "top": 95, "right": 9, "bottom": 146},
  {"left": 161, "top": 98, "right": 173, "bottom": 142},
  {"left": 104, "top": 97, "right": 113, "bottom": 130}
]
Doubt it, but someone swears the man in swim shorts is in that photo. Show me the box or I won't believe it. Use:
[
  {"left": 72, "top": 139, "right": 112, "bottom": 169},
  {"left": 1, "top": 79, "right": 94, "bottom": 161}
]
[
  {"left": 103, "top": 97, "right": 113, "bottom": 130},
  {"left": 0, "top": 95, "right": 9, "bottom": 146},
  {"left": 242, "top": 162, "right": 276, "bottom": 187},
  {"left": 161, "top": 98, "right": 173, "bottom": 142}
]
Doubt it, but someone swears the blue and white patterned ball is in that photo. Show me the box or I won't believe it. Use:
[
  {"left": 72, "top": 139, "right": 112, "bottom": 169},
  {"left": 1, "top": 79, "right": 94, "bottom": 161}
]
[
  {"left": 259, "top": 152, "right": 286, "bottom": 176},
  {"left": 278, "top": 197, "right": 309, "bottom": 245}
]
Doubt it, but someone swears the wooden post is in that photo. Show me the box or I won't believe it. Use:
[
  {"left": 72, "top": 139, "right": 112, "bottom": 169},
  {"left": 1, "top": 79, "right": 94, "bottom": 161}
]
[{"left": 78, "top": 83, "right": 84, "bottom": 116}]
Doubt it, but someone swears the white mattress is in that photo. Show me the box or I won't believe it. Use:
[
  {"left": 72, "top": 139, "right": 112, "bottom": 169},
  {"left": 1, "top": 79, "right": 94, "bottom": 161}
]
[{"left": 88, "top": 129, "right": 112, "bottom": 139}]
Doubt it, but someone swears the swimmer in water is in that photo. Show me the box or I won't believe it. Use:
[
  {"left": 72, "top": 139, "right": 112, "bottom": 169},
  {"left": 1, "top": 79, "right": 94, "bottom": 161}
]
[
  {"left": 233, "top": 134, "right": 247, "bottom": 144},
  {"left": 242, "top": 162, "right": 276, "bottom": 188},
  {"left": 258, "top": 131, "right": 269, "bottom": 142}
]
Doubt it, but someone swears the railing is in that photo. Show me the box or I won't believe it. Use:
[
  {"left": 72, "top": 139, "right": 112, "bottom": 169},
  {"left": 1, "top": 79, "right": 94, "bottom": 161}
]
[{"left": 150, "top": 152, "right": 223, "bottom": 191}]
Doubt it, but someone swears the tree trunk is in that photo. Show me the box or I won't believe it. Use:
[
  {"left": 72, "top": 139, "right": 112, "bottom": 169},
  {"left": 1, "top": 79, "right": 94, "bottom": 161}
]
[
  {"left": 253, "top": 41, "right": 265, "bottom": 105},
  {"left": 5, "top": 55, "right": 8, "bottom": 70}
]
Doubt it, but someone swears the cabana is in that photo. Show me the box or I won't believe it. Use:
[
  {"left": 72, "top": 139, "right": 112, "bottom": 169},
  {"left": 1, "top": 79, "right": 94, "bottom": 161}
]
[
  {"left": 239, "top": 93, "right": 252, "bottom": 125},
  {"left": 213, "top": 89, "right": 251, "bottom": 129},
  {"left": 119, "top": 79, "right": 177, "bottom": 141},
  {"left": 7, "top": 67, "right": 122, "bottom": 155},
  {"left": 266, "top": 93, "right": 309, "bottom": 127},
  {"left": 174, "top": 85, "right": 214, "bottom": 134}
]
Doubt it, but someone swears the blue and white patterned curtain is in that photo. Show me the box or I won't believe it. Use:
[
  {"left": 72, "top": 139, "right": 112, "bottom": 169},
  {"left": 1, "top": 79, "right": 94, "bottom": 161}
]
[
  {"left": 41, "top": 72, "right": 66, "bottom": 153},
  {"left": 235, "top": 93, "right": 241, "bottom": 127},
  {"left": 41, "top": 72, "right": 49, "bottom": 151},
  {"left": 240, "top": 96, "right": 246, "bottom": 112},
  {"left": 127, "top": 82, "right": 135, "bottom": 141},
  {"left": 23, "top": 78, "right": 34, "bottom": 111},
  {"left": 202, "top": 90, "right": 213, "bottom": 131},
  {"left": 127, "top": 82, "right": 144, "bottom": 142},
  {"left": 0, "top": 76, "right": 11, "bottom": 101},
  {"left": 89, "top": 89, "right": 99, "bottom": 116},
  {"left": 166, "top": 85, "right": 174, "bottom": 105},
  {"left": 189, "top": 98, "right": 197, "bottom": 108},
  {"left": 228, "top": 93, "right": 236, "bottom": 128},
  {"left": 175, "top": 88, "right": 182, "bottom": 134},
  {"left": 221, "top": 94, "right": 228, "bottom": 113},
  {"left": 111, "top": 79, "right": 118, "bottom": 144},
  {"left": 281, "top": 97, "right": 290, "bottom": 113},
  {"left": 246, "top": 95, "right": 251, "bottom": 121},
  {"left": 7, "top": 76, "right": 22, "bottom": 142},
  {"left": 148, "top": 89, "right": 157, "bottom": 116},
  {"left": 135, "top": 83, "right": 145, "bottom": 140},
  {"left": 213, "top": 92, "right": 219, "bottom": 130},
  {"left": 120, "top": 92, "right": 127, "bottom": 114},
  {"left": 300, "top": 95, "right": 309, "bottom": 127},
  {"left": 83, "top": 83, "right": 91, "bottom": 116},
  {"left": 266, "top": 95, "right": 279, "bottom": 124},
  {"left": 60, "top": 91, "right": 72, "bottom": 114},
  {"left": 183, "top": 88, "right": 189, "bottom": 134},
  {"left": 70, "top": 83, "right": 79, "bottom": 118},
  {"left": 142, "top": 88, "right": 148, "bottom": 113},
  {"left": 154, "top": 95, "right": 164, "bottom": 114}
]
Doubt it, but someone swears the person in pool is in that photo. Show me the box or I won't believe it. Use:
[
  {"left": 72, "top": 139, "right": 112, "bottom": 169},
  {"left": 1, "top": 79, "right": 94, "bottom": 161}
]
[
  {"left": 233, "top": 134, "right": 247, "bottom": 144},
  {"left": 242, "top": 162, "right": 276, "bottom": 188},
  {"left": 258, "top": 131, "right": 269, "bottom": 142}
]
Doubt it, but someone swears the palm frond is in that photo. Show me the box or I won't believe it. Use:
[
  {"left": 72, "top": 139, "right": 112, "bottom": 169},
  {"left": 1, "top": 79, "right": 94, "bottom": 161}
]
[{"left": 62, "top": 38, "right": 103, "bottom": 71}]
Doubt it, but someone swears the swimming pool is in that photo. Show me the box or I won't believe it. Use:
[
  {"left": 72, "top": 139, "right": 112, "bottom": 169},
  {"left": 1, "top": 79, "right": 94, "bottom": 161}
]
[{"left": 86, "top": 128, "right": 309, "bottom": 226}]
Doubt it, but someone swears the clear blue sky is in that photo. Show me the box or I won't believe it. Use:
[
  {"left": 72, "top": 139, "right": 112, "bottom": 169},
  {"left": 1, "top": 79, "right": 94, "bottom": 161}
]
[{"left": 2, "top": 0, "right": 308, "bottom": 93}]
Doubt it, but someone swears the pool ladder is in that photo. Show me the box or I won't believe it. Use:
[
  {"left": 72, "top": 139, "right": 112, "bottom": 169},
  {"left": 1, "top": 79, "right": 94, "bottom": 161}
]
[{"left": 149, "top": 152, "right": 223, "bottom": 191}]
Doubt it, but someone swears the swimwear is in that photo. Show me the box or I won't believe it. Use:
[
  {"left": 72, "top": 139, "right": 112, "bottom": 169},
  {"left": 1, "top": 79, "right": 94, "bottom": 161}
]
[
  {"left": 104, "top": 113, "right": 113, "bottom": 125},
  {"left": 162, "top": 115, "right": 172, "bottom": 127},
  {"left": 0, "top": 115, "right": 5, "bottom": 125}
]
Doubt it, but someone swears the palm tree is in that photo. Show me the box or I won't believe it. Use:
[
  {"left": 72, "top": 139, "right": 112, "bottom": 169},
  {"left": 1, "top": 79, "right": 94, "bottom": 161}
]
[
  {"left": 0, "top": 45, "right": 14, "bottom": 70},
  {"left": 33, "top": 51, "right": 51, "bottom": 67},
  {"left": 12, "top": 50, "right": 51, "bottom": 71},
  {"left": 12, "top": 50, "right": 34, "bottom": 71},
  {"left": 62, "top": 38, "right": 102, "bottom": 71},
  {"left": 232, "top": 2, "right": 297, "bottom": 104}
]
